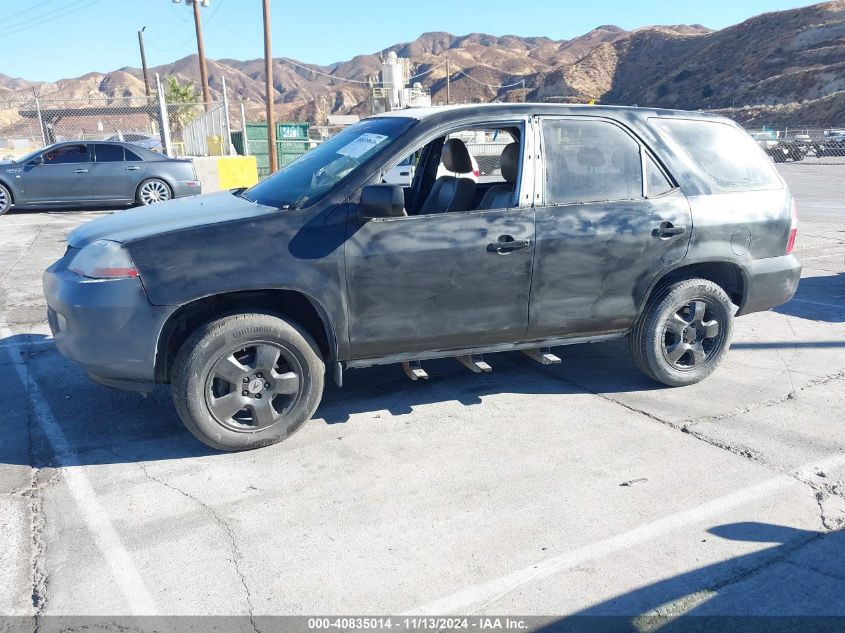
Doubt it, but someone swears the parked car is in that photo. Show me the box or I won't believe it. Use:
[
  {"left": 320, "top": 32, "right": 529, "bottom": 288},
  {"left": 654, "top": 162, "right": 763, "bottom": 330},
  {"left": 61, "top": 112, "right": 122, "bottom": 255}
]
[
  {"left": 44, "top": 104, "right": 801, "bottom": 451},
  {"left": 384, "top": 151, "right": 480, "bottom": 186},
  {"left": 0, "top": 141, "right": 200, "bottom": 215},
  {"left": 815, "top": 131, "right": 845, "bottom": 157},
  {"left": 751, "top": 133, "right": 804, "bottom": 163},
  {"left": 105, "top": 132, "right": 164, "bottom": 153}
]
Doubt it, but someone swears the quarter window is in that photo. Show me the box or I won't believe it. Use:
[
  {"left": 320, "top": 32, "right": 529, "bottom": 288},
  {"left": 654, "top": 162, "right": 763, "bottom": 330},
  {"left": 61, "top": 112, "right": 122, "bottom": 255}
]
[
  {"left": 650, "top": 118, "right": 781, "bottom": 191},
  {"left": 125, "top": 148, "right": 143, "bottom": 162},
  {"left": 95, "top": 144, "right": 125, "bottom": 162},
  {"left": 542, "top": 119, "right": 643, "bottom": 205}
]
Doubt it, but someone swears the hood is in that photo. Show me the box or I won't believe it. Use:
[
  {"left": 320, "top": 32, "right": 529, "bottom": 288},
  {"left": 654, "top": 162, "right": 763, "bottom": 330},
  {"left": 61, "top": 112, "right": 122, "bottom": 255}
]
[{"left": 67, "top": 191, "right": 276, "bottom": 247}]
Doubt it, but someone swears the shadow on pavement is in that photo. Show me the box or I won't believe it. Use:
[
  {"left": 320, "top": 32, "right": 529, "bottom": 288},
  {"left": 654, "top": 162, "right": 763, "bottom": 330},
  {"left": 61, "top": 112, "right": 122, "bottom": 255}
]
[
  {"left": 537, "top": 522, "right": 845, "bottom": 632},
  {"left": 775, "top": 272, "right": 845, "bottom": 323}
]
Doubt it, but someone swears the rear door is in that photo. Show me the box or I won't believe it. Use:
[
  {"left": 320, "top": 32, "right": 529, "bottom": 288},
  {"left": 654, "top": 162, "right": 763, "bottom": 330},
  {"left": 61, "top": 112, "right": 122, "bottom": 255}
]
[
  {"left": 91, "top": 143, "right": 135, "bottom": 201},
  {"left": 526, "top": 116, "right": 692, "bottom": 340},
  {"left": 22, "top": 144, "right": 93, "bottom": 203}
]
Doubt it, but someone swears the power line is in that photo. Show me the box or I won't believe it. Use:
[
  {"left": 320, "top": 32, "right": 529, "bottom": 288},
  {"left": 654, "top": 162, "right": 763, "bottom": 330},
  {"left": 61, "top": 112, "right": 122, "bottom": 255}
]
[
  {"left": 452, "top": 68, "right": 528, "bottom": 89},
  {"left": 219, "top": 23, "right": 449, "bottom": 86},
  {"left": 1, "top": 0, "right": 58, "bottom": 22},
  {"left": 147, "top": 0, "right": 226, "bottom": 53},
  {"left": 0, "top": 0, "right": 103, "bottom": 37}
]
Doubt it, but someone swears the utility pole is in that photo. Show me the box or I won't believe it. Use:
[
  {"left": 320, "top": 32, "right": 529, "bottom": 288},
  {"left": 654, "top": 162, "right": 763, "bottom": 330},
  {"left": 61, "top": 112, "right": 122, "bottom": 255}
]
[
  {"left": 138, "top": 27, "right": 151, "bottom": 97},
  {"left": 521, "top": 79, "right": 526, "bottom": 103},
  {"left": 446, "top": 59, "right": 450, "bottom": 105},
  {"left": 190, "top": 0, "right": 212, "bottom": 107},
  {"left": 262, "top": 0, "right": 278, "bottom": 173}
]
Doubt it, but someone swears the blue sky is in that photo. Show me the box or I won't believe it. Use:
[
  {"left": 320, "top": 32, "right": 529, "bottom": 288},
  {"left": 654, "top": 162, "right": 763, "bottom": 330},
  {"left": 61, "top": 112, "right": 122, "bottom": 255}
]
[{"left": 0, "top": 0, "right": 820, "bottom": 82}]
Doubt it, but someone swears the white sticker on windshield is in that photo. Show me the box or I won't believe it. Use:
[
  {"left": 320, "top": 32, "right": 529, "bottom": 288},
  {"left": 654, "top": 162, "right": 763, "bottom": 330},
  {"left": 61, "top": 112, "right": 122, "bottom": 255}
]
[{"left": 336, "top": 133, "right": 389, "bottom": 159}]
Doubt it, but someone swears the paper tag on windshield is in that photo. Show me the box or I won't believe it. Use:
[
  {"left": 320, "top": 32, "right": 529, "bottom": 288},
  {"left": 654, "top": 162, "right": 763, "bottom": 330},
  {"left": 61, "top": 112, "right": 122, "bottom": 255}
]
[{"left": 337, "top": 133, "right": 389, "bottom": 159}]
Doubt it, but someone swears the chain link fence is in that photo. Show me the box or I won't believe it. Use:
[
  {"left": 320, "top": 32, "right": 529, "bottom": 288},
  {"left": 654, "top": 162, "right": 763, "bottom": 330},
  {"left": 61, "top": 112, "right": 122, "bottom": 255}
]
[
  {"left": 746, "top": 125, "right": 845, "bottom": 227},
  {"left": 0, "top": 93, "right": 231, "bottom": 162}
]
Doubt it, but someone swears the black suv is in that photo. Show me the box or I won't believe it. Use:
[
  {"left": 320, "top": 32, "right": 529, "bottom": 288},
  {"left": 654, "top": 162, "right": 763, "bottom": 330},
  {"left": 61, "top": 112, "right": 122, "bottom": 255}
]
[{"left": 43, "top": 104, "right": 801, "bottom": 451}]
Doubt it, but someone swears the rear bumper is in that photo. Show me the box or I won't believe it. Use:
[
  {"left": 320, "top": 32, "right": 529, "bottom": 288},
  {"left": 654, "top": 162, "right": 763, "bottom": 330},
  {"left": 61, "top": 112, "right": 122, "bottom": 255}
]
[
  {"left": 43, "top": 261, "right": 173, "bottom": 389},
  {"left": 738, "top": 254, "right": 802, "bottom": 316},
  {"left": 172, "top": 179, "right": 202, "bottom": 198}
]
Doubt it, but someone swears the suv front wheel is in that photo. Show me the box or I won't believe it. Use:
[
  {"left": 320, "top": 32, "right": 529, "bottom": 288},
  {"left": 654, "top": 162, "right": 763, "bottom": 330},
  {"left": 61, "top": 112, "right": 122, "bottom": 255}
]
[
  {"left": 172, "top": 313, "right": 325, "bottom": 451},
  {"left": 629, "top": 278, "right": 734, "bottom": 387}
]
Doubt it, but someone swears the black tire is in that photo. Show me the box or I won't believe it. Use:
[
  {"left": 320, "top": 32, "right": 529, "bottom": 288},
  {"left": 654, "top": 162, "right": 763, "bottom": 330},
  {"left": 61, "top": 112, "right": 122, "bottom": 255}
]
[
  {"left": 0, "top": 183, "right": 12, "bottom": 216},
  {"left": 135, "top": 178, "right": 172, "bottom": 206},
  {"left": 171, "top": 313, "right": 325, "bottom": 451},
  {"left": 629, "top": 278, "right": 734, "bottom": 387}
]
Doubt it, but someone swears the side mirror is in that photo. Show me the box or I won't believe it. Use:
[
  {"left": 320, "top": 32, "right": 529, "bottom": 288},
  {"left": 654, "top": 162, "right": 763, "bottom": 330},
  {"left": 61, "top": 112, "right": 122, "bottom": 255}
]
[
  {"left": 28, "top": 156, "right": 43, "bottom": 167},
  {"left": 359, "top": 184, "right": 406, "bottom": 220}
]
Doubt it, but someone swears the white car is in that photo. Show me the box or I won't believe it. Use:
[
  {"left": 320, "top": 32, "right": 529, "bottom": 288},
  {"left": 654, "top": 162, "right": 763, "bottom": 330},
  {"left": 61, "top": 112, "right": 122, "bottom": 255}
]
[
  {"left": 383, "top": 154, "right": 417, "bottom": 186},
  {"left": 384, "top": 153, "right": 481, "bottom": 186},
  {"left": 436, "top": 153, "right": 480, "bottom": 182}
]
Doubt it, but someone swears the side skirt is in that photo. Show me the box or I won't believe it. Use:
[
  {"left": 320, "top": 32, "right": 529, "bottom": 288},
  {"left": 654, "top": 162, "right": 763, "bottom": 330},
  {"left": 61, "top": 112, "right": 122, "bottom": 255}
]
[{"left": 344, "top": 332, "right": 627, "bottom": 370}]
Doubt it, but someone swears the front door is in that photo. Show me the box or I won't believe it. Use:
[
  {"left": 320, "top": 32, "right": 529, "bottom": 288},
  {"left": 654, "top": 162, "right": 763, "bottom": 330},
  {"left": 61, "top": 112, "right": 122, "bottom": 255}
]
[
  {"left": 526, "top": 116, "right": 692, "bottom": 340},
  {"left": 345, "top": 207, "right": 536, "bottom": 359},
  {"left": 22, "top": 143, "right": 93, "bottom": 203}
]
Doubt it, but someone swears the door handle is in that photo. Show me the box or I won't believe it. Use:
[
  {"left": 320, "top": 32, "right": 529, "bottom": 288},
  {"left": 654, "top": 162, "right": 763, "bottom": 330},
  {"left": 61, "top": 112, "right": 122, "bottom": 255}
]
[
  {"left": 126, "top": 166, "right": 140, "bottom": 171},
  {"left": 653, "top": 221, "right": 686, "bottom": 238},
  {"left": 74, "top": 168, "right": 89, "bottom": 174},
  {"left": 488, "top": 235, "right": 531, "bottom": 253}
]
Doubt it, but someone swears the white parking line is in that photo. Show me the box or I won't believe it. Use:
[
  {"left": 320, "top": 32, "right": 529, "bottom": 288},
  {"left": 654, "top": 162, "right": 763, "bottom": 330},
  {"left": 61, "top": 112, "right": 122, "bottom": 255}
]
[
  {"left": 1, "top": 329, "right": 158, "bottom": 615},
  {"left": 404, "top": 453, "right": 845, "bottom": 616},
  {"left": 790, "top": 298, "right": 845, "bottom": 310}
]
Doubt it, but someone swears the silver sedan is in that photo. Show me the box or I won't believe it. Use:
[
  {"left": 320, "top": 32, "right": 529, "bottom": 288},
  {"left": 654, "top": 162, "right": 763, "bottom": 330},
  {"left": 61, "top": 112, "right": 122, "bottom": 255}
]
[{"left": 0, "top": 141, "right": 201, "bottom": 215}]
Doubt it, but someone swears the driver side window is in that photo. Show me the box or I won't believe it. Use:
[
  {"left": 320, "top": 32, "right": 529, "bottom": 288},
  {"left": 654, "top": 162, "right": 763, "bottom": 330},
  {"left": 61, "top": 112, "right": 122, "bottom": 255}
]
[
  {"left": 43, "top": 145, "right": 91, "bottom": 165},
  {"left": 381, "top": 124, "right": 523, "bottom": 216}
]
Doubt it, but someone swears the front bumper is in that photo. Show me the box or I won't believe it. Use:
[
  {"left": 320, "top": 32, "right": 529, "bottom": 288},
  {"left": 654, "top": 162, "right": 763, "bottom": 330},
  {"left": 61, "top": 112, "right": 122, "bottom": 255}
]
[
  {"left": 43, "top": 257, "right": 174, "bottom": 390},
  {"left": 738, "top": 254, "right": 802, "bottom": 316}
]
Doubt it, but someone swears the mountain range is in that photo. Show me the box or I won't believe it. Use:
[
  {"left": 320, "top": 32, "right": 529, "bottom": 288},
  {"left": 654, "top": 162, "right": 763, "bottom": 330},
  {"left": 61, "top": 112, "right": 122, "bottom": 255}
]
[{"left": 1, "top": 0, "right": 844, "bottom": 127}]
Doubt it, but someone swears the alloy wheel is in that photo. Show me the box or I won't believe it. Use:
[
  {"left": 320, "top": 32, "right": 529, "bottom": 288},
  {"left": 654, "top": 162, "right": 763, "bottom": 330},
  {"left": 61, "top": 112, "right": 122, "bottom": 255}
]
[
  {"left": 204, "top": 342, "right": 303, "bottom": 432},
  {"left": 661, "top": 299, "right": 723, "bottom": 370},
  {"left": 139, "top": 180, "right": 171, "bottom": 205}
]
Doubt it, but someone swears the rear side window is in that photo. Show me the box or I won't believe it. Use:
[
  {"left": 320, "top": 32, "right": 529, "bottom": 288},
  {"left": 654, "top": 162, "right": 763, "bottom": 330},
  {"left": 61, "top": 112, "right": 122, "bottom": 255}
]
[
  {"left": 125, "top": 148, "right": 143, "bottom": 162},
  {"left": 650, "top": 118, "right": 781, "bottom": 191},
  {"left": 542, "top": 119, "right": 643, "bottom": 205},
  {"left": 95, "top": 144, "right": 125, "bottom": 162}
]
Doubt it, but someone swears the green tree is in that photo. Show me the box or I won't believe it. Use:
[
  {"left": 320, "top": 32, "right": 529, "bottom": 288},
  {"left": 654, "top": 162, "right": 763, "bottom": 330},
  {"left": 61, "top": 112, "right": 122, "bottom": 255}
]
[{"left": 159, "top": 75, "right": 201, "bottom": 139}]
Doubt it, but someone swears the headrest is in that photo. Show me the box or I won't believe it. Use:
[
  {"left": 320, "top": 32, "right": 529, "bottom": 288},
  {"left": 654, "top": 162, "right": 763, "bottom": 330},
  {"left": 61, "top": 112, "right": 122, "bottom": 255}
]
[
  {"left": 441, "top": 138, "right": 473, "bottom": 173},
  {"left": 577, "top": 146, "right": 605, "bottom": 168},
  {"left": 500, "top": 142, "right": 519, "bottom": 184}
]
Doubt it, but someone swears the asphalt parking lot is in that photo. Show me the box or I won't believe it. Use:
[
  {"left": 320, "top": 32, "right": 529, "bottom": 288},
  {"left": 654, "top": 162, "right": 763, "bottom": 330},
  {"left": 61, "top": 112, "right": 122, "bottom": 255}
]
[{"left": 1, "top": 160, "right": 844, "bottom": 626}]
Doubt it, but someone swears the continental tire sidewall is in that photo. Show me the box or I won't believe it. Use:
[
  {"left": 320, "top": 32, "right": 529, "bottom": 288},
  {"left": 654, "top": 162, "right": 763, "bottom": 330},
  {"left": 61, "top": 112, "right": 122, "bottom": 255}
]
[
  {"left": 172, "top": 313, "right": 325, "bottom": 451},
  {"left": 634, "top": 279, "right": 734, "bottom": 387}
]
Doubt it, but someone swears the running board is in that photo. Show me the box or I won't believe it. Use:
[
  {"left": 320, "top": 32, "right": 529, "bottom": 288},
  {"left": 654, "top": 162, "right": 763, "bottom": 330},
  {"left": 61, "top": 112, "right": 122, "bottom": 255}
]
[
  {"left": 402, "top": 361, "right": 429, "bottom": 381},
  {"left": 456, "top": 354, "right": 492, "bottom": 373},
  {"left": 521, "top": 348, "right": 562, "bottom": 365}
]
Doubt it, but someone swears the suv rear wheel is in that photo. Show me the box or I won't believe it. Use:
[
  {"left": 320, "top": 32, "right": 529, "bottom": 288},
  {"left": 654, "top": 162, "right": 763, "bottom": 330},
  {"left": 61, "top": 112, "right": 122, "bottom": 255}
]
[
  {"left": 629, "top": 278, "right": 734, "bottom": 387},
  {"left": 171, "top": 313, "right": 325, "bottom": 451}
]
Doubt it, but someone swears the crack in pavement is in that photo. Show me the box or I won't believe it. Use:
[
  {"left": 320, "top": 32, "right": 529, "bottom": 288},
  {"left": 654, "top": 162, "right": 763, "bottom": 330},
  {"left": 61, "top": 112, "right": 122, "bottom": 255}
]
[
  {"left": 682, "top": 369, "right": 845, "bottom": 428},
  {"left": 110, "top": 450, "right": 260, "bottom": 633},
  {"left": 520, "top": 358, "right": 845, "bottom": 500}
]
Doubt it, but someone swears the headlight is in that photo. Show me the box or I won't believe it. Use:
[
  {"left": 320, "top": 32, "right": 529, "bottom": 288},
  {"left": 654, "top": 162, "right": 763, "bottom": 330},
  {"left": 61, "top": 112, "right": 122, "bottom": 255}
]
[{"left": 68, "top": 240, "right": 139, "bottom": 279}]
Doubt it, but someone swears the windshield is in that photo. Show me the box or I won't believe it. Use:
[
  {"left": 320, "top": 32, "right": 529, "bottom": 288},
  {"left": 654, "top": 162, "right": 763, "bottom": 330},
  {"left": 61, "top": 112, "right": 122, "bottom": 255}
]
[
  {"left": 16, "top": 145, "right": 52, "bottom": 164},
  {"left": 242, "top": 117, "right": 415, "bottom": 209}
]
